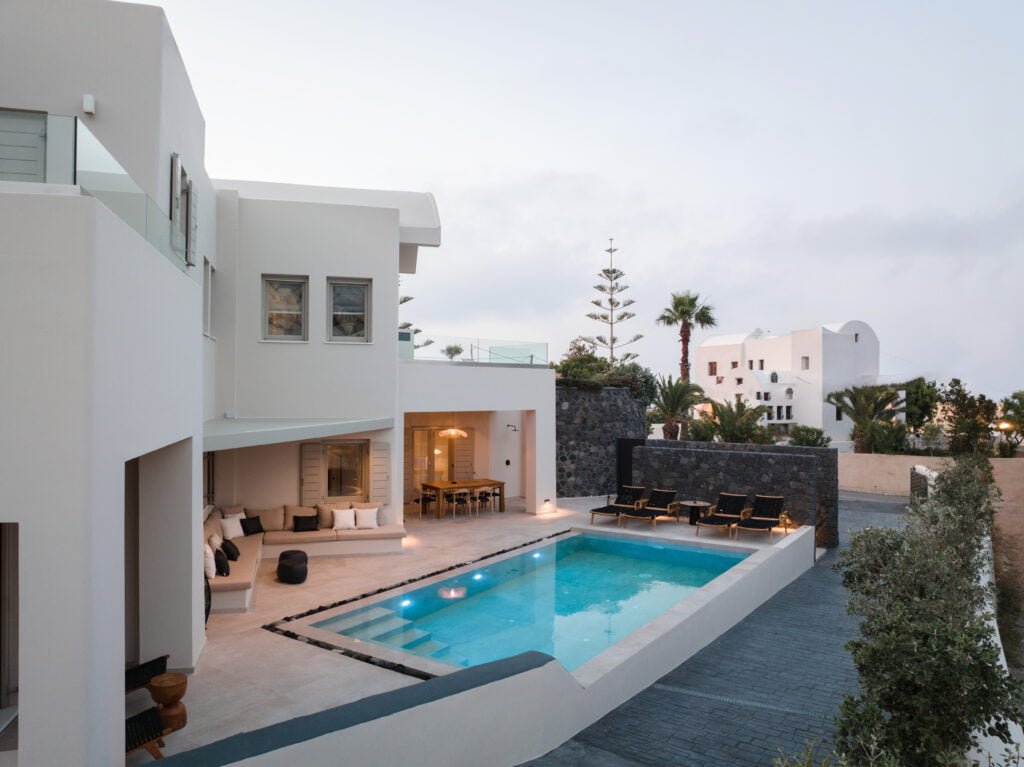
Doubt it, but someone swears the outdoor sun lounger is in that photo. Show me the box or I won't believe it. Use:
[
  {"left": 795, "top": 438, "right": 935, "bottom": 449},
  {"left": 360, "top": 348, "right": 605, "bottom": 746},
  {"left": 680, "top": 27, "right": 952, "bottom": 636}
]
[
  {"left": 734, "top": 495, "right": 787, "bottom": 539},
  {"left": 619, "top": 488, "right": 681, "bottom": 529},
  {"left": 125, "top": 654, "right": 169, "bottom": 694},
  {"left": 125, "top": 706, "right": 172, "bottom": 761},
  {"left": 695, "top": 492, "right": 748, "bottom": 537},
  {"left": 590, "top": 485, "right": 645, "bottom": 524}
]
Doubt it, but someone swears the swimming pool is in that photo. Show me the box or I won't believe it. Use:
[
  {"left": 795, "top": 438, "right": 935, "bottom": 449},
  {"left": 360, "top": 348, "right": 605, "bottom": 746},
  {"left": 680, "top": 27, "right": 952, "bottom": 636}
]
[{"left": 311, "top": 533, "right": 748, "bottom": 672}]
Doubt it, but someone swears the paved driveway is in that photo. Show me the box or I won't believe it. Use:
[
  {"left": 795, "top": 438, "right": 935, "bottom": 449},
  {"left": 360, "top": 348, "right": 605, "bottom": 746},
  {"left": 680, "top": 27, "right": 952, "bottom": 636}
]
[{"left": 522, "top": 493, "right": 906, "bottom": 767}]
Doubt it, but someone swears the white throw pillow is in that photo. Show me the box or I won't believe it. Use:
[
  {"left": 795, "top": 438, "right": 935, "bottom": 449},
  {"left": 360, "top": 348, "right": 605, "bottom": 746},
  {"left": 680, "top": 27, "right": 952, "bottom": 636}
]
[
  {"left": 208, "top": 533, "right": 224, "bottom": 551},
  {"left": 355, "top": 506, "right": 379, "bottom": 530},
  {"left": 220, "top": 515, "right": 245, "bottom": 540},
  {"left": 333, "top": 507, "right": 356, "bottom": 531},
  {"left": 203, "top": 543, "right": 217, "bottom": 579}
]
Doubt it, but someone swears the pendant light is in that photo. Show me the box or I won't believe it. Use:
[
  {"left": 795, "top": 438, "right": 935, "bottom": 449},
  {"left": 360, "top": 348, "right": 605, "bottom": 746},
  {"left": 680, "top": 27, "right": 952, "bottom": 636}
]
[{"left": 438, "top": 412, "right": 468, "bottom": 440}]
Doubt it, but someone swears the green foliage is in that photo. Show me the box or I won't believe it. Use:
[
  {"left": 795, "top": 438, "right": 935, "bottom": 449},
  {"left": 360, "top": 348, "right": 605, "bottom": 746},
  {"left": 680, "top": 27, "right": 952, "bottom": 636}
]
[
  {"left": 833, "top": 457, "right": 1022, "bottom": 766},
  {"left": 940, "top": 378, "right": 998, "bottom": 456},
  {"left": 655, "top": 291, "right": 717, "bottom": 383},
  {"left": 701, "top": 398, "right": 773, "bottom": 444},
  {"left": 789, "top": 425, "right": 832, "bottom": 448},
  {"left": 904, "top": 378, "right": 940, "bottom": 432},
  {"left": 651, "top": 376, "right": 705, "bottom": 439},
  {"left": 685, "top": 416, "right": 717, "bottom": 442},
  {"left": 582, "top": 241, "right": 642, "bottom": 364},
  {"left": 441, "top": 344, "right": 464, "bottom": 360},
  {"left": 825, "top": 385, "right": 905, "bottom": 453},
  {"left": 606, "top": 362, "right": 658, "bottom": 406},
  {"left": 862, "top": 420, "right": 907, "bottom": 454},
  {"left": 920, "top": 422, "right": 946, "bottom": 455},
  {"left": 998, "top": 391, "right": 1024, "bottom": 455}
]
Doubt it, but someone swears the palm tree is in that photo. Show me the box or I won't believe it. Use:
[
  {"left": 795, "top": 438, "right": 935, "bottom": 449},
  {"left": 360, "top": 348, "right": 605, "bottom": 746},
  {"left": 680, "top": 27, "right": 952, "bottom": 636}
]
[
  {"left": 656, "top": 292, "right": 716, "bottom": 432},
  {"left": 652, "top": 376, "right": 705, "bottom": 439},
  {"left": 709, "top": 399, "right": 770, "bottom": 443},
  {"left": 825, "top": 385, "right": 905, "bottom": 453}
]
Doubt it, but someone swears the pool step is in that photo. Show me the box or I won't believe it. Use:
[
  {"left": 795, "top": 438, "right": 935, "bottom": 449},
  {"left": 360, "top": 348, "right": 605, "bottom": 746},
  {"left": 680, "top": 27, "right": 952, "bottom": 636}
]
[
  {"left": 347, "top": 615, "right": 411, "bottom": 641},
  {"left": 377, "top": 626, "right": 430, "bottom": 647},
  {"left": 324, "top": 606, "right": 396, "bottom": 634},
  {"left": 412, "top": 639, "right": 449, "bottom": 657}
]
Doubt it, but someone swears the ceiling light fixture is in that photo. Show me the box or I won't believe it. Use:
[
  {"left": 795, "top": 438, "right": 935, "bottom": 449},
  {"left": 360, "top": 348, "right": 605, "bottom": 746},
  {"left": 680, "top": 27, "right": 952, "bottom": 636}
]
[{"left": 438, "top": 412, "right": 468, "bottom": 440}]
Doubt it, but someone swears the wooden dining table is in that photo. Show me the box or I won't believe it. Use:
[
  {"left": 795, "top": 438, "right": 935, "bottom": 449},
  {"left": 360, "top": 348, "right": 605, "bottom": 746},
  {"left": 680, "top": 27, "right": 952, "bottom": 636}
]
[{"left": 421, "top": 479, "right": 506, "bottom": 518}]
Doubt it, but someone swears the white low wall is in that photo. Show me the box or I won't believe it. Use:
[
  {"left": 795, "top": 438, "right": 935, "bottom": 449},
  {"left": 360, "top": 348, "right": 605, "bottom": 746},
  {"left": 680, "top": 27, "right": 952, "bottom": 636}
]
[{"left": 170, "top": 526, "right": 815, "bottom": 766}]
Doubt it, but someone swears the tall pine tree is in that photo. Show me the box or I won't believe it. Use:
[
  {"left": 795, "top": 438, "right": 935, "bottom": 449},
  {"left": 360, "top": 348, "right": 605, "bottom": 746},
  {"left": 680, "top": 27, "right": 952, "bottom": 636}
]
[{"left": 583, "top": 239, "right": 642, "bottom": 364}]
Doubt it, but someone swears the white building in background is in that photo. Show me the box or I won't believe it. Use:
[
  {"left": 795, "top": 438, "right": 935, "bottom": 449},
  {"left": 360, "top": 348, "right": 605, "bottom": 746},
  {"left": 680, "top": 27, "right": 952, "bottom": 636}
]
[
  {"left": 695, "top": 320, "right": 881, "bottom": 447},
  {"left": 0, "top": 1, "right": 554, "bottom": 764}
]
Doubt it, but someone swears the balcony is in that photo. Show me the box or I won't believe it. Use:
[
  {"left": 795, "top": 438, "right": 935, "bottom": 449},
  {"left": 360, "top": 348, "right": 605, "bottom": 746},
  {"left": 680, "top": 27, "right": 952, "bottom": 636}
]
[
  {"left": 398, "top": 332, "right": 548, "bottom": 366},
  {"left": 0, "top": 111, "right": 187, "bottom": 271}
]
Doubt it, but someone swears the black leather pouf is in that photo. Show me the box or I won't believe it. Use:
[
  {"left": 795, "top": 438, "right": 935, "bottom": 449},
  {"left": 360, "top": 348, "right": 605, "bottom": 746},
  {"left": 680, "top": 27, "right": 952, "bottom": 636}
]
[{"left": 277, "top": 550, "right": 308, "bottom": 584}]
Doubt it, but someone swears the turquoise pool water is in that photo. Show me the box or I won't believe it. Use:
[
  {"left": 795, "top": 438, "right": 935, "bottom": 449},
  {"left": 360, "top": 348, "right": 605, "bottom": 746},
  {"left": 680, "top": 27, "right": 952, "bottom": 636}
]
[{"left": 313, "top": 533, "right": 748, "bottom": 671}]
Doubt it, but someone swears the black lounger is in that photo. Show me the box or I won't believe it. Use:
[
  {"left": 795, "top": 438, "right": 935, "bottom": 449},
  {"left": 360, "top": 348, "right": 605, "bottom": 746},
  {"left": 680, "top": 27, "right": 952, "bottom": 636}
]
[
  {"left": 619, "top": 488, "right": 680, "bottom": 529},
  {"left": 695, "top": 492, "right": 748, "bottom": 537},
  {"left": 590, "top": 485, "right": 645, "bottom": 524}
]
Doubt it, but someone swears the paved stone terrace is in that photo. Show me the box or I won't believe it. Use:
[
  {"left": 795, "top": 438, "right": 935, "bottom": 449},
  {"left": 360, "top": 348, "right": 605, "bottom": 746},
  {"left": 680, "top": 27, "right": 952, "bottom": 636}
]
[{"left": 522, "top": 492, "right": 906, "bottom": 767}]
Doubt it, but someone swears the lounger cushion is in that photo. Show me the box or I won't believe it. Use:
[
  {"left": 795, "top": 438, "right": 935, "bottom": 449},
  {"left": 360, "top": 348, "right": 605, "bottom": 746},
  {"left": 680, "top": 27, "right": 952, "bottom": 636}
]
[
  {"left": 700, "top": 514, "right": 738, "bottom": 527},
  {"left": 590, "top": 505, "right": 621, "bottom": 515},
  {"left": 737, "top": 517, "right": 777, "bottom": 530}
]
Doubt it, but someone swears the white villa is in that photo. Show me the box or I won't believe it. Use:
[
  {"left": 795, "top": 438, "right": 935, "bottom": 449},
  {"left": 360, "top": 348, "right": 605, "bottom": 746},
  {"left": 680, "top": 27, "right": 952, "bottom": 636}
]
[
  {"left": 0, "top": 1, "right": 554, "bottom": 765},
  {"left": 695, "top": 320, "right": 881, "bottom": 447}
]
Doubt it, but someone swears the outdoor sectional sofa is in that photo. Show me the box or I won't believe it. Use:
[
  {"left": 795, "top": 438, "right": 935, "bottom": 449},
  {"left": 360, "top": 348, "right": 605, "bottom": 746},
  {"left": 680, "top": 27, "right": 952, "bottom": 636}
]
[{"left": 203, "top": 503, "right": 405, "bottom": 613}]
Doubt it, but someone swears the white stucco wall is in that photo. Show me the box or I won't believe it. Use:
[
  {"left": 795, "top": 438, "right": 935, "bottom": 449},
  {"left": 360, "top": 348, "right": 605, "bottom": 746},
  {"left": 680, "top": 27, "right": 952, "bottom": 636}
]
[
  {"left": 0, "top": 192, "right": 203, "bottom": 766},
  {"left": 225, "top": 197, "right": 400, "bottom": 420}
]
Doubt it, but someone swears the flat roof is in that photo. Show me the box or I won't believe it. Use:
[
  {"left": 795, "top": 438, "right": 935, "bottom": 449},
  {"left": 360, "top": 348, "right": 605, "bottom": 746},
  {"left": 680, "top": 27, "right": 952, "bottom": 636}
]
[
  {"left": 213, "top": 179, "right": 441, "bottom": 247},
  {"left": 203, "top": 416, "right": 393, "bottom": 451}
]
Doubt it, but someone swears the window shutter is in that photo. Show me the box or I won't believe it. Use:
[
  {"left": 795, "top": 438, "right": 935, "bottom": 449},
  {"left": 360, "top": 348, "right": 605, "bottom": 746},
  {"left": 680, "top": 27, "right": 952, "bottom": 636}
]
[
  {"left": 369, "top": 442, "right": 390, "bottom": 505},
  {"left": 453, "top": 429, "right": 474, "bottom": 480},
  {"left": 299, "top": 443, "right": 323, "bottom": 507},
  {"left": 186, "top": 178, "right": 198, "bottom": 267}
]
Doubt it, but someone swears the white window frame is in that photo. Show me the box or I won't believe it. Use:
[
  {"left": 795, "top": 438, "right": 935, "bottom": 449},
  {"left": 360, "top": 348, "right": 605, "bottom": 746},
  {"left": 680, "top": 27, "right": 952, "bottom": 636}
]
[
  {"left": 326, "top": 278, "right": 371, "bottom": 343},
  {"left": 262, "top": 275, "right": 309, "bottom": 342},
  {"left": 801, "top": 356, "right": 810, "bottom": 370}
]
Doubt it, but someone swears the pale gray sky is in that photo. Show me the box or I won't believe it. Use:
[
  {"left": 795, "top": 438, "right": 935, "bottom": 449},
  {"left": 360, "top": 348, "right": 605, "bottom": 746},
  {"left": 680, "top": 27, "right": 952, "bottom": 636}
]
[{"left": 150, "top": 0, "right": 1023, "bottom": 398}]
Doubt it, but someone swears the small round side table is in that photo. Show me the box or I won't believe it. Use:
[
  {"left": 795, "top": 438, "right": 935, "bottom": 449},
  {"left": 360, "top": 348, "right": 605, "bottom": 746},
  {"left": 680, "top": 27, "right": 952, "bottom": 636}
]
[
  {"left": 680, "top": 500, "right": 712, "bottom": 526},
  {"left": 148, "top": 671, "right": 188, "bottom": 732}
]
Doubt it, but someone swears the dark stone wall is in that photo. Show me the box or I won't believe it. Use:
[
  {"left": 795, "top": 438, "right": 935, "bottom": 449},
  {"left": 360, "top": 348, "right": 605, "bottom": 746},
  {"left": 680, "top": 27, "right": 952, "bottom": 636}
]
[
  {"left": 632, "top": 440, "right": 839, "bottom": 547},
  {"left": 556, "top": 387, "right": 647, "bottom": 498}
]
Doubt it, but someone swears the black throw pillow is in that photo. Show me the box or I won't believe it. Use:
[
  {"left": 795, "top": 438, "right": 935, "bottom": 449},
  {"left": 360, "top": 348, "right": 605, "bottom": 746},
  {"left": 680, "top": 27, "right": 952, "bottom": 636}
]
[
  {"left": 240, "top": 517, "right": 264, "bottom": 536},
  {"left": 221, "top": 538, "right": 240, "bottom": 561},
  {"left": 293, "top": 514, "right": 318, "bottom": 533},
  {"left": 213, "top": 548, "right": 230, "bottom": 576}
]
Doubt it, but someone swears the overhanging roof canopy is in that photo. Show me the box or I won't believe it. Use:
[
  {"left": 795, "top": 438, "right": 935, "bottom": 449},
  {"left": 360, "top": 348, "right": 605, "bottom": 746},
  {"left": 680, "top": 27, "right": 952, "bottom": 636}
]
[{"left": 203, "top": 417, "right": 393, "bottom": 452}]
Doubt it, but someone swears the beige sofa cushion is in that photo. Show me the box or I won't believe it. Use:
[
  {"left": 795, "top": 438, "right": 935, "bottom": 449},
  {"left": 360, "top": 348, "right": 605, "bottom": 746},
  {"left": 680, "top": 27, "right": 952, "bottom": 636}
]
[
  {"left": 351, "top": 502, "right": 378, "bottom": 510},
  {"left": 263, "top": 528, "right": 338, "bottom": 545},
  {"left": 245, "top": 506, "right": 285, "bottom": 532},
  {"left": 202, "top": 516, "right": 222, "bottom": 542},
  {"left": 284, "top": 505, "right": 318, "bottom": 531},
  {"left": 317, "top": 503, "right": 347, "bottom": 529},
  {"left": 218, "top": 505, "right": 243, "bottom": 519}
]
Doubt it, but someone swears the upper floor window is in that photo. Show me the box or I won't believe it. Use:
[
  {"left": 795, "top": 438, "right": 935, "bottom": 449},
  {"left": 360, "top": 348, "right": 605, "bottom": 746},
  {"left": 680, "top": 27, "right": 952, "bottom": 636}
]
[
  {"left": 755, "top": 392, "right": 762, "bottom": 400},
  {"left": 748, "top": 360, "right": 753, "bottom": 370},
  {"left": 785, "top": 387, "right": 794, "bottom": 400},
  {"left": 786, "top": 405, "right": 793, "bottom": 420},
  {"left": 708, "top": 361, "right": 717, "bottom": 376},
  {"left": 730, "top": 361, "right": 739, "bottom": 369},
  {"left": 203, "top": 258, "right": 215, "bottom": 338},
  {"left": 836, "top": 406, "right": 843, "bottom": 421},
  {"left": 758, "top": 359, "right": 764, "bottom": 370},
  {"left": 801, "top": 356, "right": 810, "bottom": 370},
  {"left": 854, "top": 333, "right": 859, "bottom": 342},
  {"left": 263, "top": 275, "right": 308, "bottom": 341},
  {"left": 735, "top": 377, "right": 743, "bottom": 385},
  {"left": 170, "top": 153, "right": 196, "bottom": 266},
  {"left": 764, "top": 391, "right": 771, "bottom": 401},
  {"left": 328, "top": 279, "right": 371, "bottom": 342},
  {"left": 770, "top": 372, "right": 779, "bottom": 383}
]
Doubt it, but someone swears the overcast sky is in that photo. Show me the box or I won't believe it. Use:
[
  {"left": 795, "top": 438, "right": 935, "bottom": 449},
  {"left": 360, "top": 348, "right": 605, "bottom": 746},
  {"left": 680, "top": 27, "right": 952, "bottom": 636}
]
[{"left": 148, "top": 0, "right": 1023, "bottom": 399}]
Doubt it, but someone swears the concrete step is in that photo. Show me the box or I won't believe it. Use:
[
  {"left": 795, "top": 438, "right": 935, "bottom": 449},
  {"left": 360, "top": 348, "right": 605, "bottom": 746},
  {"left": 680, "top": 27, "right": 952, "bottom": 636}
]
[
  {"left": 321, "top": 607, "right": 396, "bottom": 635},
  {"left": 347, "top": 615, "right": 412, "bottom": 641}
]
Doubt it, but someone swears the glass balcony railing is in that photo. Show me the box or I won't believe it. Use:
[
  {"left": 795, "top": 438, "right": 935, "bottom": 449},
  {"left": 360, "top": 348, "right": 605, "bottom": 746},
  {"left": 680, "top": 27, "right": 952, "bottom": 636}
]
[
  {"left": 403, "top": 334, "right": 549, "bottom": 366},
  {"left": 74, "top": 120, "right": 187, "bottom": 270},
  {"left": 0, "top": 111, "right": 186, "bottom": 271}
]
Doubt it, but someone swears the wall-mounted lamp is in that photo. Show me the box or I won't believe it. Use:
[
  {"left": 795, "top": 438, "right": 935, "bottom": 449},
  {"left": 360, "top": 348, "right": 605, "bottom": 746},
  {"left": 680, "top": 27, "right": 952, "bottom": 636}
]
[
  {"left": 82, "top": 94, "right": 96, "bottom": 115},
  {"left": 506, "top": 424, "right": 519, "bottom": 432}
]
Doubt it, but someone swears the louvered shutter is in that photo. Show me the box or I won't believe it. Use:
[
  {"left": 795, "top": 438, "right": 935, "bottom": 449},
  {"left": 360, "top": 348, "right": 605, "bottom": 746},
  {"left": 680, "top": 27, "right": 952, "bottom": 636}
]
[
  {"left": 299, "top": 443, "right": 323, "bottom": 507},
  {"left": 186, "top": 178, "right": 198, "bottom": 266},
  {"left": 453, "top": 429, "right": 474, "bottom": 480},
  {"left": 369, "top": 442, "right": 390, "bottom": 505}
]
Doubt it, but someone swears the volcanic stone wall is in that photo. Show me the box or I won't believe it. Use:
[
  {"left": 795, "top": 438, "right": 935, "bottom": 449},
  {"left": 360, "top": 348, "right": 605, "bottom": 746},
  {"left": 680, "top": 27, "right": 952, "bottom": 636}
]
[
  {"left": 556, "top": 386, "right": 647, "bottom": 498},
  {"left": 633, "top": 440, "right": 839, "bottom": 547}
]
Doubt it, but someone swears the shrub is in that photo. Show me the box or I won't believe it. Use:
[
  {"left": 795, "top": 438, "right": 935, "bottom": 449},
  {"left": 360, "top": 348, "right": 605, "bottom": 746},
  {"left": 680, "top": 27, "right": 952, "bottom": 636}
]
[
  {"left": 685, "top": 416, "right": 717, "bottom": 442},
  {"left": 834, "top": 456, "right": 1022, "bottom": 765},
  {"left": 940, "top": 378, "right": 997, "bottom": 456},
  {"left": 789, "top": 425, "right": 832, "bottom": 448},
  {"left": 862, "top": 420, "right": 907, "bottom": 454}
]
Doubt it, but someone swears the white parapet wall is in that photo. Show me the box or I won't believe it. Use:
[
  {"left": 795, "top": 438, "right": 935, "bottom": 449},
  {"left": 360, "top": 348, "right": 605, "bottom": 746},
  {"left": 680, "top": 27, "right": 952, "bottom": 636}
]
[{"left": 161, "top": 525, "right": 815, "bottom": 766}]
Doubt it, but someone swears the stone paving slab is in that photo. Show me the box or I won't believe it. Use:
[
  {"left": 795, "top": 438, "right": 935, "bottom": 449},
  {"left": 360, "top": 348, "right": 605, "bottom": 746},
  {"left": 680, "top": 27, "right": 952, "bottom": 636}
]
[{"left": 522, "top": 495, "right": 905, "bottom": 767}]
